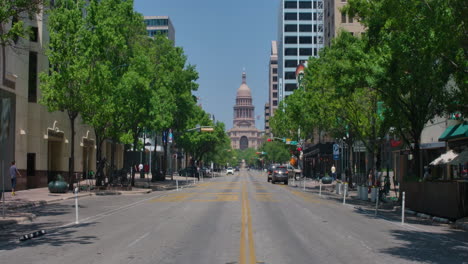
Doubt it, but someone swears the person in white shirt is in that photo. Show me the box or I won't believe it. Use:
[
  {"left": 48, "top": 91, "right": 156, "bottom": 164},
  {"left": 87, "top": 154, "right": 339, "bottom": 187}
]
[{"left": 331, "top": 165, "right": 336, "bottom": 180}]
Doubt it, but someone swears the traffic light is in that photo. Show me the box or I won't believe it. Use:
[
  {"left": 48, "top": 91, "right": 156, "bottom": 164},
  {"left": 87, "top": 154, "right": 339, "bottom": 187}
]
[
  {"left": 297, "top": 147, "right": 302, "bottom": 152},
  {"left": 267, "top": 138, "right": 272, "bottom": 142}
]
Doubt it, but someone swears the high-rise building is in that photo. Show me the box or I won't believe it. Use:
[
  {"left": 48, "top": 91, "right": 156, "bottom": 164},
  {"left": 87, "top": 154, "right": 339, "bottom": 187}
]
[
  {"left": 228, "top": 72, "right": 263, "bottom": 150},
  {"left": 277, "top": 0, "right": 324, "bottom": 100},
  {"left": 269, "top": 41, "right": 279, "bottom": 115},
  {"left": 264, "top": 103, "right": 271, "bottom": 135},
  {"left": 323, "top": 0, "right": 365, "bottom": 46},
  {"left": 144, "top": 16, "right": 175, "bottom": 44}
]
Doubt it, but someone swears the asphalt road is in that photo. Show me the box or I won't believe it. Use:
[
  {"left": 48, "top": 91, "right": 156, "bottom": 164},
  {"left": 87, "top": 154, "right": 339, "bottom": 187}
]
[{"left": 0, "top": 170, "right": 467, "bottom": 264}]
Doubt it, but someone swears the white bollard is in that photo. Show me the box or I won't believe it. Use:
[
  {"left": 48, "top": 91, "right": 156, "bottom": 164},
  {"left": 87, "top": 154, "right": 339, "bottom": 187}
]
[
  {"left": 375, "top": 189, "right": 379, "bottom": 217},
  {"left": 176, "top": 180, "right": 179, "bottom": 191},
  {"left": 402, "top": 192, "right": 405, "bottom": 225},
  {"left": 319, "top": 180, "right": 322, "bottom": 197},
  {"left": 74, "top": 187, "right": 79, "bottom": 224},
  {"left": 343, "top": 183, "right": 347, "bottom": 204}
]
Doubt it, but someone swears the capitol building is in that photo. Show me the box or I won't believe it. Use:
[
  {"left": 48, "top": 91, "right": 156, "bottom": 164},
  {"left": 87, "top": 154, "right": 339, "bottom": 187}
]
[{"left": 227, "top": 72, "right": 263, "bottom": 150}]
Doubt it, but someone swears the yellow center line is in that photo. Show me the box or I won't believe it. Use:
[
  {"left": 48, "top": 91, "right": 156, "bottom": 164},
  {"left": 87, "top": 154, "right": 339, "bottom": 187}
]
[{"left": 239, "top": 181, "right": 256, "bottom": 264}]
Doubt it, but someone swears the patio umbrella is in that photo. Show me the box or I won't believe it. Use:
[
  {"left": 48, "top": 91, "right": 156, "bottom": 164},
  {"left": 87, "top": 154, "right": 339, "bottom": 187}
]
[
  {"left": 448, "top": 149, "right": 468, "bottom": 165},
  {"left": 430, "top": 150, "right": 458, "bottom": 166}
]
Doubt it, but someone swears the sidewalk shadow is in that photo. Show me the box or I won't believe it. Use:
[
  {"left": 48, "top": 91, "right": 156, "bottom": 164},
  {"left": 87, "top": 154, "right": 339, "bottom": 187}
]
[
  {"left": 0, "top": 222, "right": 98, "bottom": 251},
  {"left": 379, "top": 228, "right": 468, "bottom": 263}
]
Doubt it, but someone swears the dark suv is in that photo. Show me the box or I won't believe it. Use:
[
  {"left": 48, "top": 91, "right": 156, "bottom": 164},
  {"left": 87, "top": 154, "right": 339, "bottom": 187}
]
[{"left": 271, "top": 165, "right": 288, "bottom": 184}]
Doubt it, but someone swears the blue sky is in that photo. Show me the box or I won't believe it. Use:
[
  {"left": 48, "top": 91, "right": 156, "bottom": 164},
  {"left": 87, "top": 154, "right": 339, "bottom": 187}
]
[{"left": 134, "top": 0, "right": 280, "bottom": 130}]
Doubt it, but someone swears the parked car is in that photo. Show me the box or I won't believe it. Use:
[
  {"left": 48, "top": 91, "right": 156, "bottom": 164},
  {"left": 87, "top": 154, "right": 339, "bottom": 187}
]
[
  {"left": 226, "top": 167, "right": 234, "bottom": 175},
  {"left": 287, "top": 164, "right": 302, "bottom": 180},
  {"left": 179, "top": 167, "right": 199, "bottom": 178},
  {"left": 272, "top": 165, "right": 288, "bottom": 184},
  {"left": 235, "top": 167, "right": 240, "bottom": 172}
]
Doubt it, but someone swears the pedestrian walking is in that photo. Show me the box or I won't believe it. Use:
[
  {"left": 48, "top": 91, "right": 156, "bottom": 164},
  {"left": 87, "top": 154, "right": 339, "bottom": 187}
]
[
  {"left": 139, "top": 163, "right": 144, "bottom": 179},
  {"left": 331, "top": 165, "right": 336, "bottom": 181},
  {"left": 9, "top": 161, "right": 21, "bottom": 196}
]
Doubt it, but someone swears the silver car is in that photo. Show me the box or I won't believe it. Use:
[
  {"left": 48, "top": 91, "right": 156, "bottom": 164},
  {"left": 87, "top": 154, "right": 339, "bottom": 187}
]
[{"left": 271, "top": 166, "right": 288, "bottom": 184}]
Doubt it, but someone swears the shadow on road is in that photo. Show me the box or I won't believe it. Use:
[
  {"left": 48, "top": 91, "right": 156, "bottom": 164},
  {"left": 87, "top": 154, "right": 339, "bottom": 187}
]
[
  {"left": 379, "top": 228, "right": 468, "bottom": 263},
  {"left": 0, "top": 222, "right": 98, "bottom": 251}
]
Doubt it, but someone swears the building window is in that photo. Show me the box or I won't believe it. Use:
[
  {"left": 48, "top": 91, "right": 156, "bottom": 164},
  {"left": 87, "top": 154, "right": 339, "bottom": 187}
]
[
  {"left": 30, "top": 27, "right": 38, "bottom": 42},
  {"left": 299, "top": 48, "right": 312, "bottom": 56},
  {"left": 285, "top": 60, "right": 297, "bottom": 67},
  {"left": 273, "top": 84, "right": 278, "bottom": 90},
  {"left": 273, "top": 68, "right": 277, "bottom": 74},
  {"left": 284, "top": 24, "right": 297, "bottom": 32},
  {"left": 273, "top": 76, "right": 278, "bottom": 82},
  {"left": 299, "top": 13, "right": 312, "bottom": 20},
  {"left": 273, "top": 92, "right": 278, "bottom": 98},
  {"left": 285, "top": 48, "right": 298, "bottom": 55},
  {"left": 341, "top": 12, "right": 346, "bottom": 23},
  {"left": 27, "top": 153, "right": 36, "bottom": 176},
  {"left": 285, "top": 36, "right": 298, "bottom": 44},
  {"left": 271, "top": 60, "right": 278, "bottom": 65},
  {"left": 314, "top": 36, "right": 317, "bottom": 44},
  {"left": 299, "top": 1, "right": 312, "bottom": 8},
  {"left": 313, "top": 13, "right": 317, "bottom": 21},
  {"left": 145, "top": 19, "right": 169, "bottom": 26},
  {"left": 299, "top": 24, "right": 312, "bottom": 32},
  {"left": 314, "top": 48, "right": 318, "bottom": 56},
  {"left": 28, "top": 51, "right": 38, "bottom": 103},
  {"left": 314, "top": 24, "right": 317, "bottom": 32},
  {"left": 284, "top": 13, "right": 297, "bottom": 20},
  {"left": 284, "top": 1, "right": 298, "bottom": 8},
  {"left": 313, "top": 1, "right": 317, "bottom": 8},
  {"left": 349, "top": 15, "right": 354, "bottom": 23},
  {"left": 285, "top": 83, "right": 297, "bottom": 92},
  {"left": 300, "top": 36, "right": 312, "bottom": 44},
  {"left": 285, "top": 72, "right": 296, "bottom": 80},
  {"left": 273, "top": 100, "right": 278, "bottom": 106}
]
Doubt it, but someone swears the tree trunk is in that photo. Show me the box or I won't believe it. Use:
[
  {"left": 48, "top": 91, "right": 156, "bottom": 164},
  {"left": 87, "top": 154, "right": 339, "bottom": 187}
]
[
  {"left": 68, "top": 112, "right": 77, "bottom": 191},
  {"left": 110, "top": 138, "right": 116, "bottom": 184}
]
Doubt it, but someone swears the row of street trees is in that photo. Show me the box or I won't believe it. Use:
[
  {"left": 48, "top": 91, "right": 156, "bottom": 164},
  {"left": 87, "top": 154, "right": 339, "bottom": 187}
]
[
  {"left": 33, "top": 0, "right": 228, "bottom": 184},
  {"left": 270, "top": 0, "right": 466, "bottom": 179}
]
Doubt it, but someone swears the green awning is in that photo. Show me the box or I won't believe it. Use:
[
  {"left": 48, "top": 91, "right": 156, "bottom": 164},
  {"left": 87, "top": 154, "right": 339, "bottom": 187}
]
[{"left": 439, "top": 122, "right": 468, "bottom": 141}]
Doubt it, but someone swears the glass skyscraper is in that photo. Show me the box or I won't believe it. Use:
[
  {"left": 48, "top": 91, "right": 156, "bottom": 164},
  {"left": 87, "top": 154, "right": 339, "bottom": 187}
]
[{"left": 277, "top": 0, "right": 324, "bottom": 101}]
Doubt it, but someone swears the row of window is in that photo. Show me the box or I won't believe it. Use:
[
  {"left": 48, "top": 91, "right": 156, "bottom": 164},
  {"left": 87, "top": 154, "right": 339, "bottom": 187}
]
[
  {"left": 284, "top": 1, "right": 319, "bottom": 9},
  {"left": 285, "top": 13, "right": 321, "bottom": 21},
  {"left": 148, "top": 30, "right": 168, "bottom": 37},
  {"left": 285, "top": 36, "right": 320, "bottom": 44},
  {"left": 144, "top": 19, "right": 169, "bottom": 27},
  {"left": 284, "top": 47, "right": 317, "bottom": 56},
  {"left": 285, "top": 24, "right": 319, "bottom": 33}
]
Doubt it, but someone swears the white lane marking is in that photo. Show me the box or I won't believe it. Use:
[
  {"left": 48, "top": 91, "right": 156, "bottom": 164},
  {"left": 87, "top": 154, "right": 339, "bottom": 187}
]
[{"left": 127, "top": 232, "right": 150, "bottom": 248}]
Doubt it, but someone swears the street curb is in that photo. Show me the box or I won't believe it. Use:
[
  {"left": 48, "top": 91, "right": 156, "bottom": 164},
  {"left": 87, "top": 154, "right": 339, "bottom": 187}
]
[
  {"left": 454, "top": 221, "right": 468, "bottom": 232},
  {"left": 4, "top": 193, "right": 93, "bottom": 210}
]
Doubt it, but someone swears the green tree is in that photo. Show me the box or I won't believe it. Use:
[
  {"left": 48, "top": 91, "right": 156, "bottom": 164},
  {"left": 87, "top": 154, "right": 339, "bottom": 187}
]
[
  {"left": 260, "top": 141, "right": 290, "bottom": 165},
  {"left": 346, "top": 0, "right": 466, "bottom": 178},
  {"left": 0, "top": 0, "right": 44, "bottom": 47},
  {"left": 40, "top": 0, "right": 89, "bottom": 188}
]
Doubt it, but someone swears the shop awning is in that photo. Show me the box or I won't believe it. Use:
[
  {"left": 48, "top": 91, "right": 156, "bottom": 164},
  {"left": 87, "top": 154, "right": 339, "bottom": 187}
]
[
  {"left": 448, "top": 149, "right": 468, "bottom": 165},
  {"left": 430, "top": 150, "right": 458, "bottom": 165},
  {"left": 439, "top": 122, "right": 468, "bottom": 141}
]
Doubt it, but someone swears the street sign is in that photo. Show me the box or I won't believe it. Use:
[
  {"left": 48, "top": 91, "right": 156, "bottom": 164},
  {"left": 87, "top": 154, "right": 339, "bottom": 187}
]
[
  {"left": 333, "top": 144, "right": 339, "bottom": 160},
  {"left": 289, "top": 141, "right": 298, "bottom": 145}
]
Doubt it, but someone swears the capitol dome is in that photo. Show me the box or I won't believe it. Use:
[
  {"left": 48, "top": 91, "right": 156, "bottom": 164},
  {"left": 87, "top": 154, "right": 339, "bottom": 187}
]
[{"left": 236, "top": 72, "right": 251, "bottom": 98}]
